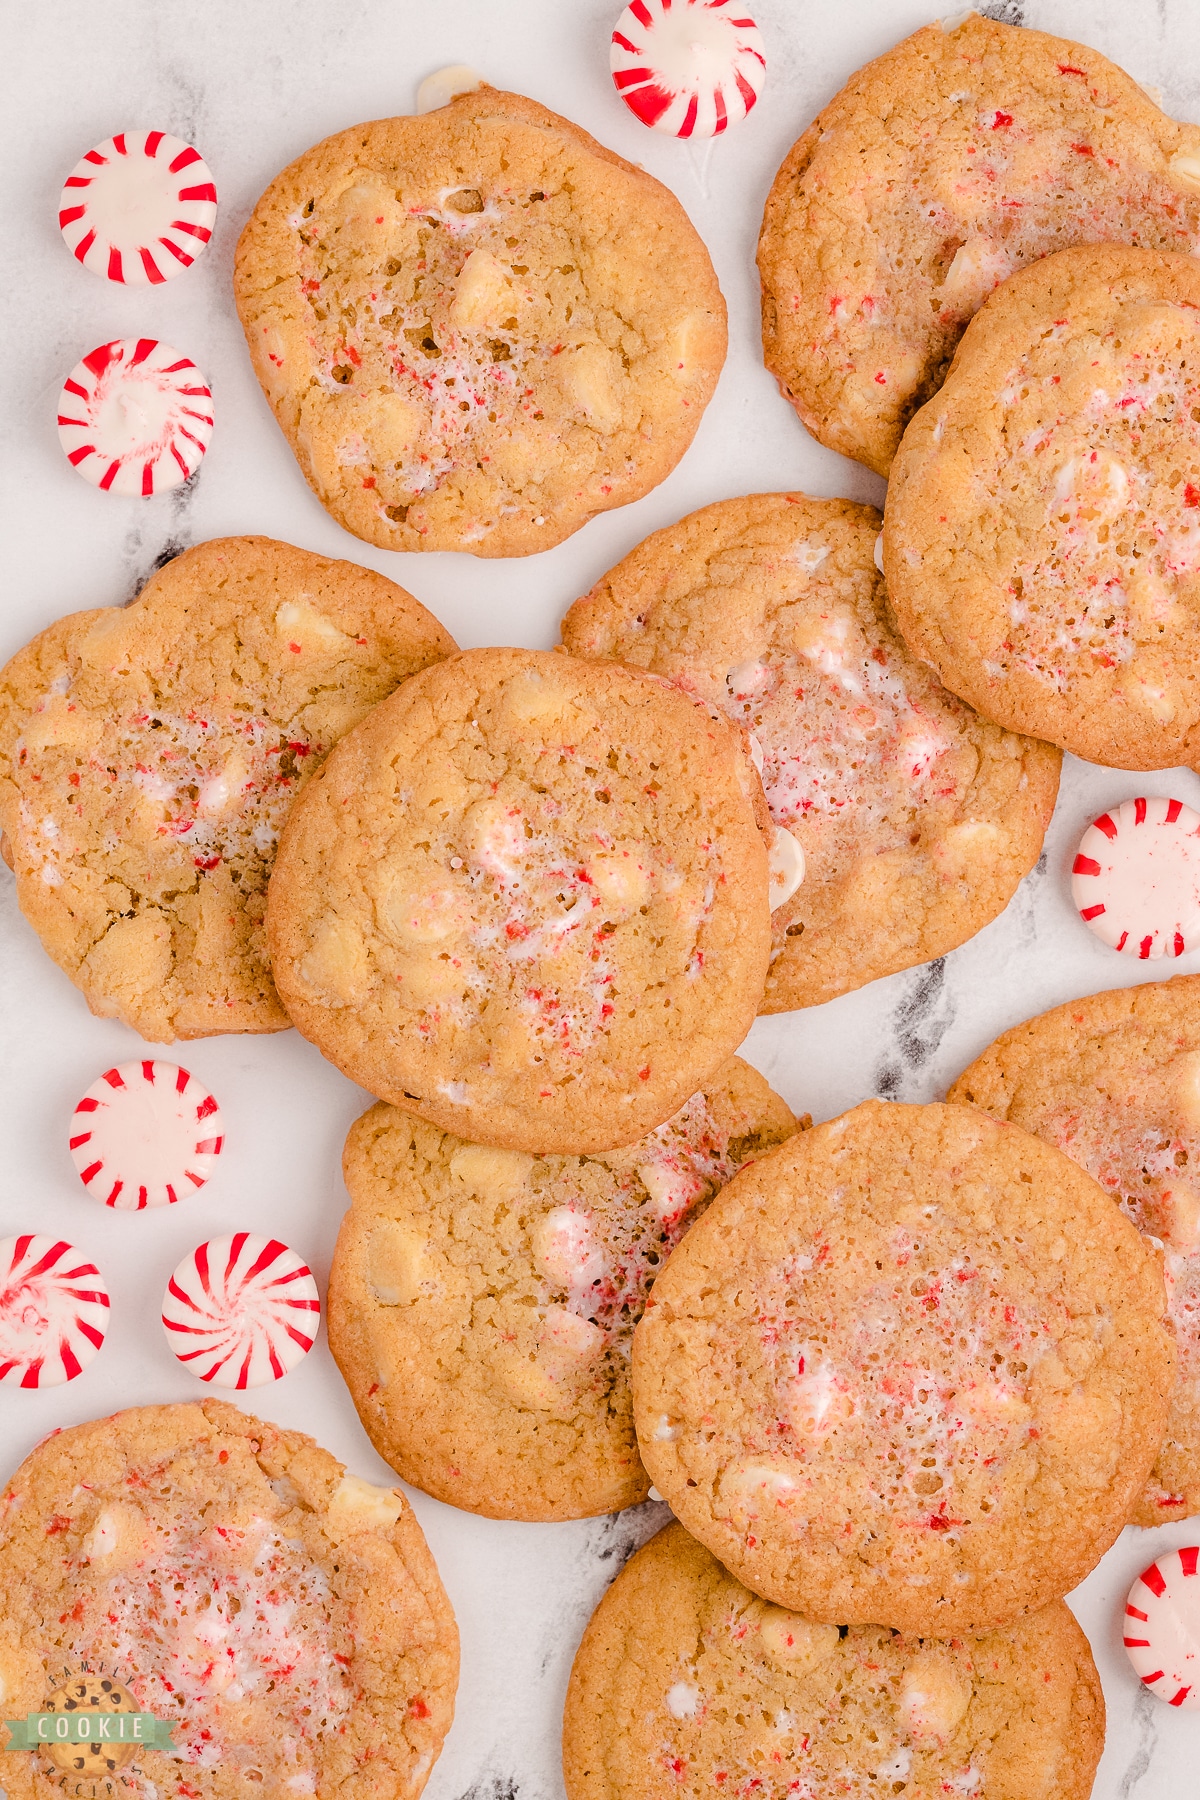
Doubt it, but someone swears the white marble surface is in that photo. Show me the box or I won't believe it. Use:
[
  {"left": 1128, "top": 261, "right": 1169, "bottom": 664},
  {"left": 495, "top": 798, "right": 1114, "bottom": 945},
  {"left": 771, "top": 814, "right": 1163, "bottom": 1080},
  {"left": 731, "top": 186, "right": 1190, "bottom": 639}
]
[{"left": 3, "top": 1, "right": 1200, "bottom": 1795}]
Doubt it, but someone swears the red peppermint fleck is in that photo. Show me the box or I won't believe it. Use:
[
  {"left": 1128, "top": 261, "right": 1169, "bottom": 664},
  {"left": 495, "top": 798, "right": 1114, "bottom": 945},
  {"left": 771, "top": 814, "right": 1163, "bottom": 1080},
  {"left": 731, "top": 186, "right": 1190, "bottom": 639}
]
[
  {"left": 1184, "top": 483, "right": 1200, "bottom": 508},
  {"left": 1071, "top": 143, "right": 1095, "bottom": 157},
  {"left": 992, "top": 111, "right": 1013, "bottom": 129},
  {"left": 46, "top": 1515, "right": 72, "bottom": 1536}
]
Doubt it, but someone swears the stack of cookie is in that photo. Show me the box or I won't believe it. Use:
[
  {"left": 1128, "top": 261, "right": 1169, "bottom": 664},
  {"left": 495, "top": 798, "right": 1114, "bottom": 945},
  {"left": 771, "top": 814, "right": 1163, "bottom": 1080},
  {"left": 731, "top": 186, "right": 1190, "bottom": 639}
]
[{"left": 556, "top": 1096, "right": 1168, "bottom": 1799}]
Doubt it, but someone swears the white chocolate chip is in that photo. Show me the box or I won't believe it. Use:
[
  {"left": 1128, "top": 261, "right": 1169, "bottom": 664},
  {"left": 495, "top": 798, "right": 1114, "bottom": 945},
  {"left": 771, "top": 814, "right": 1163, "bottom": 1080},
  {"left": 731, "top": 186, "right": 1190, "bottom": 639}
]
[
  {"left": 768, "top": 826, "right": 806, "bottom": 910},
  {"left": 541, "top": 1306, "right": 604, "bottom": 1364},
  {"left": 900, "top": 1653, "right": 973, "bottom": 1740},
  {"left": 1169, "top": 152, "right": 1200, "bottom": 195},
  {"left": 530, "top": 1206, "right": 607, "bottom": 1290},
  {"left": 450, "top": 1143, "right": 534, "bottom": 1197},
  {"left": 757, "top": 1607, "right": 840, "bottom": 1672},
  {"left": 939, "top": 8, "right": 977, "bottom": 32},
  {"left": 275, "top": 598, "right": 353, "bottom": 653},
  {"left": 665, "top": 1682, "right": 700, "bottom": 1719},
  {"left": 450, "top": 248, "right": 517, "bottom": 331},
  {"left": 1172, "top": 1051, "right": 1200, "bottom": 1130},
  {"left": 369, "top": 1220, "right": 429, "bottom": 1305},
  {"left": 416, "top": 64, "right": 483, "bottom": 114},
  {"left": 873, "top": 532, "right": 885, "bottom": 574},
  {"left": 298, "top": 913, "right": 370, "bottom": 1005},
  {"left": 326, "top": 1473, "right": 404, "bottom": 1533}
]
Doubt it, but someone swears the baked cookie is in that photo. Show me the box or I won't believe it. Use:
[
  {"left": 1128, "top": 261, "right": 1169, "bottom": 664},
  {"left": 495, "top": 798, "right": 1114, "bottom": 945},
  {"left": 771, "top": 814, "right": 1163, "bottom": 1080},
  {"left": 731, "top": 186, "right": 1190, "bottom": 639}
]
[
  {"left": 884, "top": 244, "right": 1200, "bottom": 770},
  {"left": 563, "top": 1523, "right": 1105, "bottom": 1800},
  {"left": 234, "top": 88, "right": 726, "bottom": 557},
  {"left": 0, "top": 1400, "right": 457, "bottom": 1800},
  {"left": 758, "top": 12, "right": 1200, "bottom": 476},
  {"left": 328, "top": 1058, "right": 797, "bottom": 1521},
  {"left": 267, "top": 647, "right": 771, "bottom": 1154},
  {"left": 561, "top": 493, "right": 1060, "bottom": 1011},
  {"left": 948, "top": 974, "right": 1200, "bottom": 1527},
  {"left": 632, "top": 1099, "right": 1173, "bottom": 1635},
  {"left": 0, "top": 537, "right": 454, "bottom": 1043}
]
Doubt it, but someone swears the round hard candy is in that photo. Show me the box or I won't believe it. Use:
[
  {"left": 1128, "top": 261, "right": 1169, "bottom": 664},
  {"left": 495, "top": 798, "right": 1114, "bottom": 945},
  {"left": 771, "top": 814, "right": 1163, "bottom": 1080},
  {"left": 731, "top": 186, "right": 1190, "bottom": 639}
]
[
  {"left": 0, "top": 1235, "right": 109, "bottom": 1388},
  {"left": 1124, "top": 1546, "right": 1200, "bottom": 1709},
  {"left": 610, "top": 0, "right": 766, "bottom": 138},
  {"left": 69, "top": 1060, "right": 224, "bottom": 1211},
  {"left": 57, "top": 337, "right": 213, "bottom": 497},
  {"left": 162, "top": 1232, "right": 320, "bottom": 1388},
  {"left": 1071, "top": 796, "right": 1200, "bottom": 958},
  {"left": 58, "top": 130, "right": 217, "bottom": 284}
]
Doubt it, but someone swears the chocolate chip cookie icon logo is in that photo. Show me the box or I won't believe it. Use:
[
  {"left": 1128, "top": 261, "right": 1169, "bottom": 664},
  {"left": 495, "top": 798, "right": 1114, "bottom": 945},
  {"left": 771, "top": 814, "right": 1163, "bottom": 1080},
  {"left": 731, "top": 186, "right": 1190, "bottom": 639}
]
[{"left": 3, "top": 1662, "right": 177, "bottom": 1799}]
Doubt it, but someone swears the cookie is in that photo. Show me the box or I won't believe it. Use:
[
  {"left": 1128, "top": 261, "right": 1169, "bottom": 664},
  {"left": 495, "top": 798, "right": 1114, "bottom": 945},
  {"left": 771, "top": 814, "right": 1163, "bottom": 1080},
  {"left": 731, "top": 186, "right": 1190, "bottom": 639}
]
[
  {"left": 948, "top": 974, "right": 1200, "bottom": 1527},
  {"left": 328, "top": 1058, "right": 797, "bottom": 1521},
  {"left": 883, "top": 244, "right": 1200, "bottom": 770},
  {"left": 562, "top": 1522, "right": 1105, "bottom": 1800},
  {"left": 266, "top": 647, "right": 772, "bottom": 1154},
  {"left": 234, "top": 88, "right": 726, "bottom": 557},
  {"left": 561, "top": 493, "right": 1060, "bottom": 1011},
  {"left": 631, "top": 1098, "right": 1173, "bottom": 1635},
  {"left": 0, "top": 537, "right": 454, "bottom": 1042},
  {"left": 0, "top": 1400, "right": 458, "bottom": 1800},
  {"left": 758, "top": 12, "right": 1200, "bottom": 477}
]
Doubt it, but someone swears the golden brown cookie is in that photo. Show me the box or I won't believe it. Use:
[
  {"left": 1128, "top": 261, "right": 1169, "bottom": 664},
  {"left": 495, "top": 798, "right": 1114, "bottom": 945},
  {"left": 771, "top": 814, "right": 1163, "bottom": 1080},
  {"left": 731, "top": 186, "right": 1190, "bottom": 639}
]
[
  {"left": 884, "top": 244, "right": 1200, "bottom": 769},
  {"left": 328, "top": 1058, "right": 797, "bottom": 1521},
  {"left": 758, "top": 12, "right": 1200, "bottom": 476},
  {"left": 562, "top": 493, "right": 1060, "bottom": 1011},
  {"left": 948, "top": 973, "right": 1200, "bottom": 1527},
  {"left": 0, "top": 1400, "right": 458, "bottom": 1800},
  {"left": 0, "top": 537, "right": 454, "bottom": 1042},
  {"left": 267, "top": 647, "right": 772, "bottom": 1154},
  {"left": 563, "top": 1523, "right": 1105, "bottom": 1800},
  {"left": 632, "top": 1099, "right": 1173, "bottom": 1635},
  {"left": 234, "top": 88, "right": 726, "bottom": 557}
]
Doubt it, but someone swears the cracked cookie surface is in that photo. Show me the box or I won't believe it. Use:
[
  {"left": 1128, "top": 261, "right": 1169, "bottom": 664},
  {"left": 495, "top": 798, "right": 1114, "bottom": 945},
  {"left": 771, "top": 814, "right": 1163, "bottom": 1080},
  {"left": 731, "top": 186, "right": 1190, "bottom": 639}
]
[
  {"left": 0, "top": 1400, "right": 457, "bottom": 1800},
  {"left": 563, "top": 1523, "right": 1104, "bottom": 1800},
  {"left": 884, "top": 245, "right": 1200, "bottom": 768},
  {"left": 329, "top": 1058, "right": 796, "bottom": 1521},
  {"left": 632, "top": 1099, "right": 1173, "bottom": 1635},
  {"left": 949, "top": 973, "right": 1200, "bottom": 1527},
  {"left": 267, "top": 647, "right": 772, "bottom": 1153},
  {"left": 758, "top": 12, "right": 1200, "bottom": 477},
  {"left": 234, "top": 88, "right": 726, "bottom": 557},
  {"left": 0, "top": 537, "right": 454, "bottom": 1042},
  {"left": 562, "top": 493, "right": 1059, "bottom": 1011}
]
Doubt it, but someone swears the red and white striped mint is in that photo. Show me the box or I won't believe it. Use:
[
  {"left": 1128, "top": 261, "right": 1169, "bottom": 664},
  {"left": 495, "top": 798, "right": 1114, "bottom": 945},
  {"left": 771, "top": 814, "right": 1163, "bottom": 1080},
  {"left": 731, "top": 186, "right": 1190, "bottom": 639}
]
[
  {"left": 0, "top": 1234, "right": 109, "bottom": 1388},
  {"left": 70, "top": 1060, "right": 224, "bottom": 1211},
  {"left": 162, "top": 1232, "right": 320, "bottom": 1389},
  {"left": 611, "top": 0, "right": 765, "bottom": 138},
  {"left": 1124, "top": 1546, "right": 1200, "bottom": 1710},
  {"left": 57, "top": 338, "right": 213, "bottom": 496},
  {"left": 59, "top": 131, "right": 217, "bottom": 285},
  {"left": 1072, "top": 797, "right": 1200, "bottom": 959}
]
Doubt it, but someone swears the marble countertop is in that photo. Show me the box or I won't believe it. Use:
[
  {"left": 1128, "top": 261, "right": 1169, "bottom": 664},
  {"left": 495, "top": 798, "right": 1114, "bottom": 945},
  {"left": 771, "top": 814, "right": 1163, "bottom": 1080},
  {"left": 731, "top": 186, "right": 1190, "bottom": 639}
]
[{"left": 3, "top": 1, "right": 1200, "bottom": 1794}]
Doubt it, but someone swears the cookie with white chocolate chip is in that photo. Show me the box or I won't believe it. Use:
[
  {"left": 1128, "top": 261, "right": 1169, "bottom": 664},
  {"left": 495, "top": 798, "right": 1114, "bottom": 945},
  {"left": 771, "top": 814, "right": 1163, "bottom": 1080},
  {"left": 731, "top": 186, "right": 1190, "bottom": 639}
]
[
  {"left": 234, "top": 88, "right": 726, "bottom": 557},
  {"left": 0, "top": 536, "right": 454, "bottom": 1042},
  {"left": 884, "top": 244, "right": 1200, "bottom": 769},
  {"left": 949, "top": 973, "right": 1200, "bottom": 1526},
  {"left": 563, "top": 1523, "right": 1105, "bottom": 1800},
  {"left": 0, "top": 1400, "right": 458, "bottom": 1800},
  {"left": 562, "top": 493, "right": 1060, "bottom": 1011},
  {"left": 632, "top": 1099, "right": 1173, "bottom": 1636},
  {"left": 328, "top": 1058, "right": 797, "bottom": 1521},
  {"left": 758, "top": 11, "right": 1200, "bottom": 477},
  {"left": 267, "top": 647, "right": 773, "bottom": 1153}
]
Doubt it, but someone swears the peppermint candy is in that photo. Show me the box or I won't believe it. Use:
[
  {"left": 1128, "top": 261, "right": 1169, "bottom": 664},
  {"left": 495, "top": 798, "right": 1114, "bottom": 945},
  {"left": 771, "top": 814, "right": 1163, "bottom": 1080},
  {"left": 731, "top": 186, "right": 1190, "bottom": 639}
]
[
  {"left": 58, "top": 131, "right": 217, "bottom": 285},
  {"left": 69, "top": 1061, "right": 224, "bottom": 1211},
  {"left": 57, "top": 337, "right": 213, "bottom": 497},
  {"left": 1072, "top": 796, "right": 1200, "bottom": 958},
  {"left": 1124, "top": 1546, "right": 1200, "bottom": 1709},
  {"left": 162, "top": 1232, "right": 320, "bottom": 1388},
  {"left": 610, "top": 0, "right": 766, "bottom": 138},
  {"left": 0, "top": 1235, "right": 109, "bottom": 1388}
]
